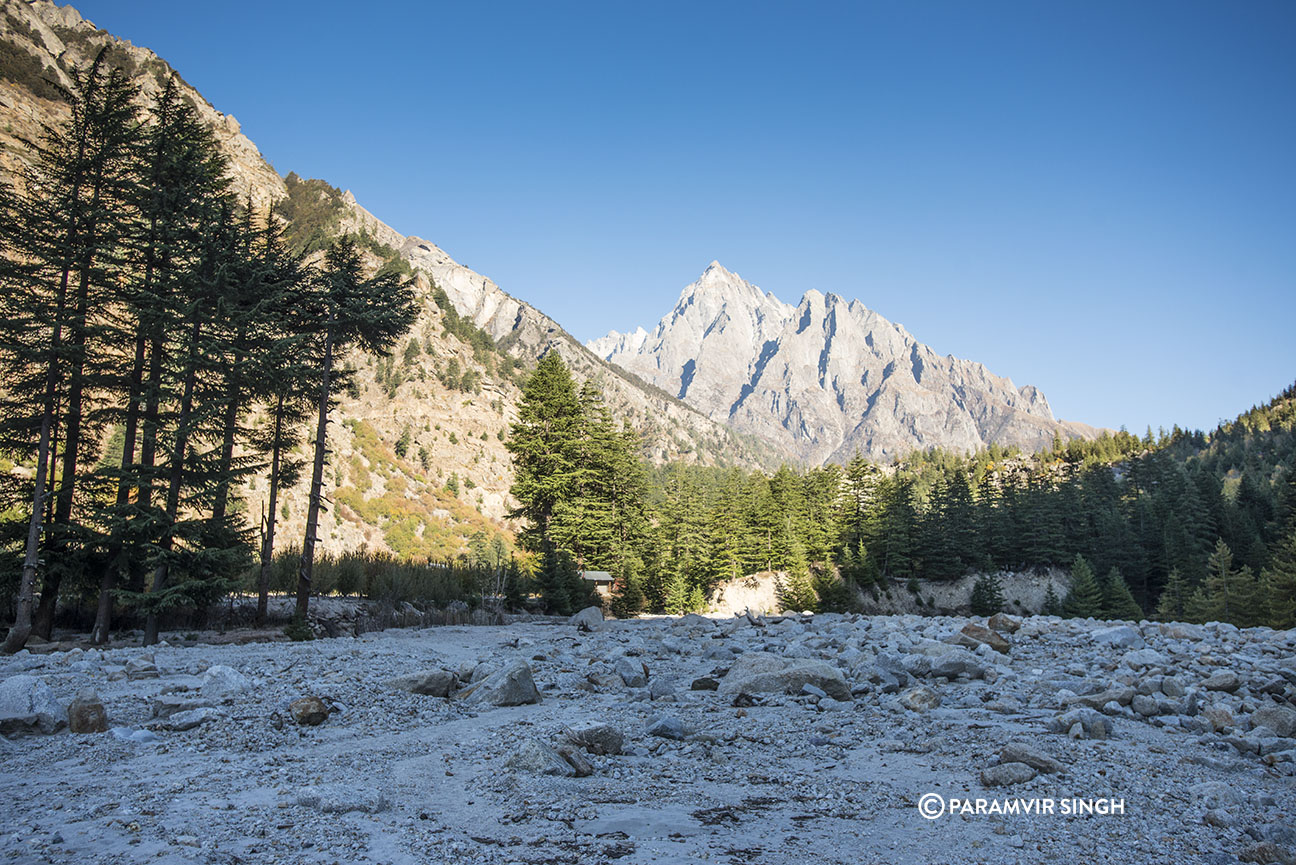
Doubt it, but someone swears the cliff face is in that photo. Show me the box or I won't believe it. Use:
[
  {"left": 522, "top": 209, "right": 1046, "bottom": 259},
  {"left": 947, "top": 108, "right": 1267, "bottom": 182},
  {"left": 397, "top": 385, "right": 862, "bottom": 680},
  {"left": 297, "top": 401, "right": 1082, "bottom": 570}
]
[
  {"left": 0, "top": 1, "right": 773, "bottom": 559},
  {"left": 592, "top": 262, "right": 1098, "bottom": 463}
]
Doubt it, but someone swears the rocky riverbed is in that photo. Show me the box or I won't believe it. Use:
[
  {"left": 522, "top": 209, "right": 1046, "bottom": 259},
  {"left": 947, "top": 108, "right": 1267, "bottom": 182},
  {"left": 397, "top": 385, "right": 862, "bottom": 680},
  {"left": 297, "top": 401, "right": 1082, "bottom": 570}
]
[{"left": 2, "top": 612, "right": 1295, "bottom": 865}]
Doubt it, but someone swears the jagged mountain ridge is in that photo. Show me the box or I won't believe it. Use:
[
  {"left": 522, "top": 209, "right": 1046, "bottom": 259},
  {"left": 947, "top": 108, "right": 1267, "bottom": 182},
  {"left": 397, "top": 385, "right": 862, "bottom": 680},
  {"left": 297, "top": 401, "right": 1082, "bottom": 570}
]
[
  {"left": 0, "top": 0, "right": 775, "bottom": 562},
  {"left": 591, "top": 261, "right": 1099, "bottom": 462}
]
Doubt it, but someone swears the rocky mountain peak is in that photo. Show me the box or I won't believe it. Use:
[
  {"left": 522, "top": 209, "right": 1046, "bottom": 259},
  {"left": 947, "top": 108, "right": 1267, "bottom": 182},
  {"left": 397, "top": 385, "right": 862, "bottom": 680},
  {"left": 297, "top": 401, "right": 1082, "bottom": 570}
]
[{"left": 590, "top": 266, "right": 1097, "bottom": 462}]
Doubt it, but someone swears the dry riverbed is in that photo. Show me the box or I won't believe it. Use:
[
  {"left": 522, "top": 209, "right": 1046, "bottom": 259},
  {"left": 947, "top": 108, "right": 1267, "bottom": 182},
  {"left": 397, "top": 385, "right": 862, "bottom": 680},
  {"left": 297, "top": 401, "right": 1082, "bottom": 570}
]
[{"left": 2, "top": 612, "right": 1295, "bottom": 865}]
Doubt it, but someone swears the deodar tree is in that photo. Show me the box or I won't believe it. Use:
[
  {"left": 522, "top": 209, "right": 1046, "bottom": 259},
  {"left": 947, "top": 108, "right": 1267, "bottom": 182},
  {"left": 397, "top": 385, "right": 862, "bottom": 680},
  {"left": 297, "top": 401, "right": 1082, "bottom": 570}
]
[{"left": 294, "top": 236, "right": 417, "bottom": 624}]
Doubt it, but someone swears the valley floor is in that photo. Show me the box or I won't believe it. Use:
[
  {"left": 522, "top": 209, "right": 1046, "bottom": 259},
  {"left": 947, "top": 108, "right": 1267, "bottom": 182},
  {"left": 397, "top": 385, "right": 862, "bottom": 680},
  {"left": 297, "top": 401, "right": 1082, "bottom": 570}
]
[{"left": 1, "top": 614, "right": 1294, "bottom": 865}]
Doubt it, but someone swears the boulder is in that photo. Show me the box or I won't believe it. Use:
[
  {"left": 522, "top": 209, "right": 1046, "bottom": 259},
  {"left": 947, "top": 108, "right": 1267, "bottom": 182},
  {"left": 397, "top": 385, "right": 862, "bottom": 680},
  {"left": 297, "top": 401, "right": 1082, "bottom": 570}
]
[
  {"left": 505, "top": 739, "right": 576, "bottom": 776},
  {"left": 718, "top": 652, "right": 851, "bottom": 701},
  {"left": 999, "top": 743, "right": 1064, "bottom": 774},
  {"left": 289, "top": 696, "right": 330, "bottom": 726},
  {"left": 151, "top": 696, "right": 216, "bottom": 720},
  {"left": 1047, "top": 707, "right": 1113, "bottom": 739},
  {"left": 899, "top": 686, "right": 941, "bottom": 712},
  {"left": 67, "top": 688, "right": 108, "bottom": 734},
  {"left": 570, "top": 607, "right": 603, "bottom": 632},
  {"left": 0, "top": 675, "right": 66, "bottom": 735},
  {"left": 982, "top": 762, "right": 1038, "bottom": 786},
  {"left": 565, "top": 723, "right": 624, "bottom": 756},
  {"left": 1252, "top": 704, "right": 1296, "bottom": 739},
  {"left": 615, "top": 656, "right": 648, "bottom": 688},
  {"left": 647, "top": 715, "right": 687, "bottom": 740},
  {"left": 155, "top": 706, "right": 222, "bottom": 731},
  {"left": 296, "top": 784, "right": 388, "bottom": 814},
  {"left": 558, "top": 746, "right": 594, "bottom": 777},
  {"left": 456, "top": 659, "right": 541, "bottom": 707},
  {"left": 1066, "top": 685, "right": 1136, "bottom": 711},
  {"left": 1202, "top": 670, "right": 1241, "bottom": 693},
  {"left": 953, "top": 623, "right": 1010, "bottom": 654},
  {"left": 690, "top": 676, "right": 720, "bottom": 691},
  {"left": 987, "top": 612, "right": 1022, "bottom": 635},
  {"left": 200, "top": 665, "right": 250, "bottom": 698},
  {"left": 125, "top": 657, "right": 159, "bottom": 680},
  {"left": 672, "top": 613, "right": 715, "bottom": 630},
  {"left": 1091, "top": 625, "right": 1145, "bottom": 649},
  {"left": 387, "top": 668, "right": 458, "bottom": 697}
]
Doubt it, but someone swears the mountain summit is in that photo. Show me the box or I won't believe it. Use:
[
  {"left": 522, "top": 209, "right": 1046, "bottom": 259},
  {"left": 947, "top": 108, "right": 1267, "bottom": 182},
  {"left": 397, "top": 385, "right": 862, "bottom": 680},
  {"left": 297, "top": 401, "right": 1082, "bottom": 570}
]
[{"left": 590, "top": 264, "right": 1096, "bottom": 462}]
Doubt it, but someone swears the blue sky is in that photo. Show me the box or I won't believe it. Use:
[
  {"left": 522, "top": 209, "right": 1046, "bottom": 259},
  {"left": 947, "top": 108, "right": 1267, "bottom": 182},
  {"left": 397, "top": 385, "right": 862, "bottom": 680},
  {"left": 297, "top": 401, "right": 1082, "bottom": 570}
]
[{"left": 72, "top": 0, "right": 1295, "bottom": 434}]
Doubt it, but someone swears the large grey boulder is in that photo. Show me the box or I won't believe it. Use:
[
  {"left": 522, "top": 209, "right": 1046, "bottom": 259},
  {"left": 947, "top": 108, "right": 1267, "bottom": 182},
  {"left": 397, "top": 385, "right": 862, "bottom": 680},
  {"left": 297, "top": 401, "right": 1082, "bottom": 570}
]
[
  {"left": 456, "top": 659, "right": 541, "bottom": 707},
  {"left": 387, "top": 668, "right": 458, "bottom": 697},
  {"left": 200, "top": 665, "right": 250, "bottom": 698},
  {"left": 718, "top": 652, "right": 851, "bottom": 701},
  {"left": 570, "top": 607, "right": 603, "bottom": 632},
  {"left": 0, "top": 675, "right": 66, "bottom": 735},
  {"left": 505, "top": 739, "right": 576, "bottom": 776},
  {"left": 1252, "top": 704, "right": 1296, "bottom": 738}
]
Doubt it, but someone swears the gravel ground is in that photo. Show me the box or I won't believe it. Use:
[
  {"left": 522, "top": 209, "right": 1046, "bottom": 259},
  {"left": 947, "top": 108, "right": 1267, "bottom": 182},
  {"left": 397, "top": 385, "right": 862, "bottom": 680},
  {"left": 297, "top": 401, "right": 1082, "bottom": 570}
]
[{"left": 1, "top": 612, "right": 1294, "bottom": 865}]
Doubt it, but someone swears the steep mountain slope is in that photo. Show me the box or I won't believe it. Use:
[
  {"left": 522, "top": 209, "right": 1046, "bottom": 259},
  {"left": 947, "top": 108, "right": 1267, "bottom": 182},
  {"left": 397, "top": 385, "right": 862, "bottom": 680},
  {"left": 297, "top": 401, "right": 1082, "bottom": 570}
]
[
  {"left": 0, "top": 1, "right": 774, "bottom": 560},
  {"left": 592, "top": 261, "right": 1100, "bottom": 463}
]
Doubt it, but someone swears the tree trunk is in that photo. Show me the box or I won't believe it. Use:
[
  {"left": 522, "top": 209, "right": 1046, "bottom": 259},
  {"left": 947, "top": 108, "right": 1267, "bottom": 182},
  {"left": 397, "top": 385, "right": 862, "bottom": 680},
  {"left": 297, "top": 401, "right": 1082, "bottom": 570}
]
[
  {"left": 92, "top": 332, "right": 147, "bottom": 644},
  {"left": 257, "top": 392, "right": 286, "bottom": 627},
  {"left": 143, "top": 315, "right": 201, "bottom": 646},
  {"left": 210, "top": 345, "right": 245, "bottom": 525},
  {"left": 296, "top": 326, "right": 334, "bottom": 622}
]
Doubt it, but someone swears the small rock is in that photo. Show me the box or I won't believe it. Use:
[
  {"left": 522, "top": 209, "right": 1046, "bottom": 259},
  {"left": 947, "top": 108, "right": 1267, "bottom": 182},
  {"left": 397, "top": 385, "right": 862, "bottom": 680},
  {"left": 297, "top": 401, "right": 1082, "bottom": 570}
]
[
  {"left": 296, "top": 784, "right": 388, "bottom": 814},
  {"left": 690, "top": 677, "right": 720, "bottom": 691},
  {"left": 647, "top": 715, "right": 687, "bottom": 740},
  {"left": 558, "top": 746, "right": 594, "bottom": 777},
  {"left": 899, "top": 686, "right": 941, "bottom": 712},
  {"left": 289, "top": 696, "right": 329, "bottom": 726},
  {"left": 1091, "top": 625, "right": 1145, "bottom": 649},
  {"left": 1202, "top": 670, "right": 1241, "bottom": 693},
  {"left": 615, "top": 657, "right": 649, "bottom": 688},
  {"left": 999, "top": 742, "right": 1065, "bottom": 773},
  {"left": 125, "top": 657, "right": 159, "bottom": 680},
  {"left": 988, "top": 612, "right": 1022, "bottom": 635},
  {"left": 155, "top": 706, "right": 222, "bottom": 731},
  {"left": 67, "top": 688, "right": 108, "bottom": 734},
  {"left": 981, "top": 762, "right": 1037, "bottom": 786},
  {"left": 1203, "top": 705, "right": 1235, "bottom": 732},
  {"left": 954, "top": 622, "right": 1010, "bottom": 654}
]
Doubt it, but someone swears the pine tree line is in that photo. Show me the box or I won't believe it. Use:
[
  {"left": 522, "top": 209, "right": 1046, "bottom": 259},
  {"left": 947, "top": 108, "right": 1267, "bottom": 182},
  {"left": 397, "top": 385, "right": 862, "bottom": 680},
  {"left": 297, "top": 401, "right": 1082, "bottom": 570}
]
[
  {"left": 508, "top": 355, "right": 1295, "bottom": 627},
  {"left": 0, "top": 54, "right": 416, "bottom": 651}
]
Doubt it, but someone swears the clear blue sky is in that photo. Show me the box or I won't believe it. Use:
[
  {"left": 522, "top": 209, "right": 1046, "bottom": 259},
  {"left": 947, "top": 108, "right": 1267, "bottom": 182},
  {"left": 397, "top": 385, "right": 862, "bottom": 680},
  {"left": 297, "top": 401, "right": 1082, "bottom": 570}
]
[{"left": 73, "top": 0, "right": 1295, "bottom": 434}]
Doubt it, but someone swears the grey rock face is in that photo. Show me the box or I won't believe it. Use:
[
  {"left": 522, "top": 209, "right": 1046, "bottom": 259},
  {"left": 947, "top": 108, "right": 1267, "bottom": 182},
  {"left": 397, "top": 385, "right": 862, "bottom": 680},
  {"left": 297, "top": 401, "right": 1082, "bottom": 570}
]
[
  {"left": 456, "top": 659, "right": 541, "bottom": 707},
  {"left": 590, "top": 261, "right": 1094, "bottom": 462}
]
